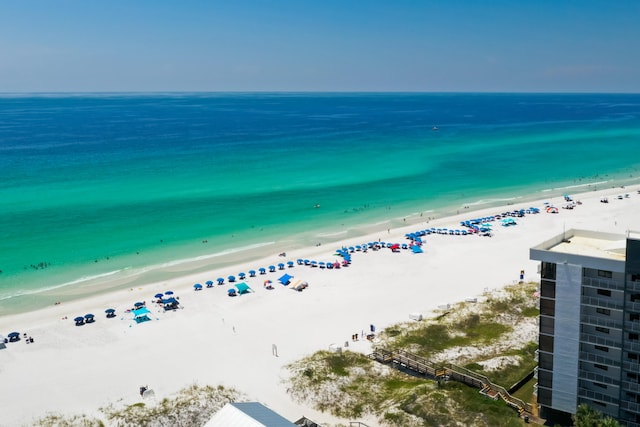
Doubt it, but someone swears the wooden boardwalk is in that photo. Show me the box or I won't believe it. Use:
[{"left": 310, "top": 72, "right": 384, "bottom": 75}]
[{"left": 369, "top": 348, "right": 532, "bottom": 417}]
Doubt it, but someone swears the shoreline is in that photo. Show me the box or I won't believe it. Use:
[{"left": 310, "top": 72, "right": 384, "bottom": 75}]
[
  {"left": 1, "top": 183, "right": 639, "bottom": 426},
  {"left": 2, "top": 174, "right": 639, "bottom": 317}
]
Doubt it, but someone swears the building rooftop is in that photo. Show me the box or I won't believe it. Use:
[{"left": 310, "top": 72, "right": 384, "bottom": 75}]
[{"left": 548, "top": 234, "right": 627, "bottom": 261}]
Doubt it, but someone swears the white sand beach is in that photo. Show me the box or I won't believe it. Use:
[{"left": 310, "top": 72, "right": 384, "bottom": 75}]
[{"left": 1, "top": 184, "right": 639, "bottom": 427}]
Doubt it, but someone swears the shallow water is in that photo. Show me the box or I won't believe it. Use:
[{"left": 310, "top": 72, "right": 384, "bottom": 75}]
[{"left": 1, "top": 92, "right": 640, "bottom": 313}]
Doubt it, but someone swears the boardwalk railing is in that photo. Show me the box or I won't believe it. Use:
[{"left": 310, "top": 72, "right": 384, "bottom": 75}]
[{"left": 369, "top": 348, "right": 532, "bottom": 416}]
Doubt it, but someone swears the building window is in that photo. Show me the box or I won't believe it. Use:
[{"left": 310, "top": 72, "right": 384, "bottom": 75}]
[
  {"left": 631, "top": 313, "right": 640, "bottom": 322},
  {"left": 592, "top": 400, "right": 606, "bottom": 407},
  {"left": 598, "top": 270, "right": 613, "bottom": 279},
  {"left": 540, "top": 316, "right": 555, "bottom": 335},
  {"left": 541, "top": 262, "right": 556, "bottom": 280},
  {"left": 595, "top": 345, "right": 609, "bottom": 352},
  {"left": 629, "top": 353, "right": 639, "bottom": 361},
  {"left": 539, "top": 335, "right": 554, "bottom": 352},
  {"left": 541, "top": 280, "right": 556, "bottom": 298},
  {"left": 631, "top": 294, "right": 640, "bottom": 302},
  {"left": 537, "top": 387, "right": 552, "bottom": 406},
  {"left": 539, "top": 352, "right": 553, "bottom": 370},
  {"left": 632, "top": 274, "right": 640, "bottom": 282},
  {"left": 630, "top": 333, "right": 639, "bottom": 341},
  {"left": 594, "top": 363, "right": 608, "bottom": 371},
  {"left": 540, "top": 298, "right": 555, "bottom": 317},
  {"left": 596, "top": 308, "right": 611, "bottom": 316},
  {"left": 538, "top": 369, "right": 553, "bottom": 388},
  {"left": 595, "top": 326, "right": 610, "bottom": 334},
  {"left": 594, "top": 382, "right": 608, "bottom": 389},
  {"left": 597, "top": 289, "right": 612, "bottom": 297}
]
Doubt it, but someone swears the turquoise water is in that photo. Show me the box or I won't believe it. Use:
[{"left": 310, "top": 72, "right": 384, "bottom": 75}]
[{"left": 1, "top": 93, "right": 640, "bottom": 313}]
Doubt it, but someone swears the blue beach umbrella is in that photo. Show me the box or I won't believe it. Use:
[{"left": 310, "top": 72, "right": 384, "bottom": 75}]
[
  {"left": 249, "top": 270, "right": 256, "bottom": 277},
  {"left": 228, "top": 275, "right": 236, "bottom": 283},
  {"left": 134, "top": 302, "right": 144, "bottom": 308},
  {"left": 165, "top": 291, "right": 174, "bottom": 296},
  {"left": 278, "top": 263, "right": 285, "bottom": 270},
  {"left": 238, "top": 272, "right": 246, "bottom": 280},
  {"left": 206, "top": 280, "right": 214, "bottom": 287},
  {"left": 259, "top": 267, "right": 266, "bottom": 274},
  {"left": 268, "top": 265, "right": 276, "bottom": 272},
  {"left": 287, "top": 261, "right": 294, "bottom": 268},
  {"left": 154, "top": 293, "right": 164, "bottom": 299},
  {"left": 194, "top": 283, "right": 203, "bottom": 290},
  {"left": 296, "top": 259, "right": 303, "bottom": 265},
  {"left": 217, "top": 277, "right": 224, "bottom": 285}
]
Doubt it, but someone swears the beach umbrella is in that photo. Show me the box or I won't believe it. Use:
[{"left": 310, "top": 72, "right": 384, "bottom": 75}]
[
  {"left": 85, "top": 314, "right": 94, "bottom": 319},
  {"left": 165, "top": 291, "right": 174, "bottom": 295},
  {"left": 73, "top": 317, "right": 84, "bottom": 322},
  {"left": 154, "top": 293, "right": 164, "bottom": 299},
  {"left": 296, "top": 259, "right": 303, "bottom": 265},
  {"left": 326, "top": 262, "right": 333, "bottom": 269},
  {"left": 248, "top": 270, "right": 256, "bottom": 277},
  {"left": 304, "top": 259, "right": 310, "bottom": 265},
  {"left": 259, "top": 267, "right": 266, "bottom": 274},
  {"left": 268, "top": 265, "right": 276, "bottom": 272},
  {"left": 238, "top": 272, "right": 246, "bottom": 279},
  {"left": 205, "top": 280, "right": 214, "bottom": 287},
  {"left": 277, "top": 263, "right": 285, "bottom": 270},
  {"left": 287, "top": 261, "right": 294, "bottom": 268},
  {"left": 105, "top": 308, "right": 115, "bottom": 314},
  {"left": 217, "top": 277, "right": 224, "bottom": 285},
  {"left": 8, "top": 332, "right": 20, "bottom": 341},
  {"left": 134, "top": 302, "right": 145, "bottom": 307},
  {"left": 193, "top": 283, "right": 203, "bottom": 290},
  {"left": 228, "top": 275, "right": 236, "bottom": 283}
]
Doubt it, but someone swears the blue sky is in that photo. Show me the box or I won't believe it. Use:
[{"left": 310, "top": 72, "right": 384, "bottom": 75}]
[{"left": 1, "top": 1, "right": 639, "bottom": 92}]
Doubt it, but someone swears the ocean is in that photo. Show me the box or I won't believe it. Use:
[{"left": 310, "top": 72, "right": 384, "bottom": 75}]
[{"left": 1, "top": 92, "right": 640, "bottom": 314}]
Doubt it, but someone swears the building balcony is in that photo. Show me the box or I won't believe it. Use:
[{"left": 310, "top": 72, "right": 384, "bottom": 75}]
[
  {"left": 624, "top": 341, "right": 640, "bottom": 353},
  {"left": 626, "top": 301, "right": 640, "bottom": 312},
  {"left": 582, "top": 276, "right": 625, "bottom": 291},
  {"left": 582, "top": 314, "right": 623, "bottom": 330},
  {"left": 579, "top": 369, "right": 621, "bottom": 385},
  {"left": 579, "top": 352, "right": 622, "bottom": 368},
  {"left": 622, "top": 381, "right": 640, "bottom": 394},
  {"left": 581, "top": 295, "right": 624, "bottom": 311},
  {"left": 626, "top": 321, "right": 640, "bottom": 333},
  {"left": 623, "top": 361, "right": 640, "bottom": 372},
  {"left": 580, "top": 333, "right": 622, "bottom": 348},
  {"left": 627, "top": 280, "right": 640, "bottom": 293},
  {"left": 620, "top": 400, "right": 640, "bottom": 414},
  {"left": 578, "top": 388, "right": 620, "bottom": 404}
]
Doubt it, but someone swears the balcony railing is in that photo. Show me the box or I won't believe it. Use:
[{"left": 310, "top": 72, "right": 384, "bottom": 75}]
[
  {"left": 581, "top": 296, "right": 624, "bottom": 311},
  {"left": 579, "top": 352, "right": 622, "bottom": 368},
  {"left": 582, "top": 276, "right": 625, "bottom": 291},
  {"left": 579, "top": 369, "right": 621, "bottom": 385},
  {"left": 580, "top": 333, "right": 622, "bottom": 348},
  {"left": 581, "top": 314, "right": 623, "bottom": 330}
]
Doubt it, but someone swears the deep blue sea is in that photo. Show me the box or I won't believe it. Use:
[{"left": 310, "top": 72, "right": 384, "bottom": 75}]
[{"left": 1, "top": 93, "right": 640, "bottom": 313}]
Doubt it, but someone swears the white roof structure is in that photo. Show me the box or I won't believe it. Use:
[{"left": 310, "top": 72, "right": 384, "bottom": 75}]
[{"left": 204, "top": 402, "right": 297, "bottom": 427}]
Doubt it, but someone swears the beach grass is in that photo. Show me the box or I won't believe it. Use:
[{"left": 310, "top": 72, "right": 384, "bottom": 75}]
[
  {"left": 32, "top": 384, "right": 243, "bottom": 427},
  {"left": 285, "top": 281, "right": 539, "bottom": 426}
]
